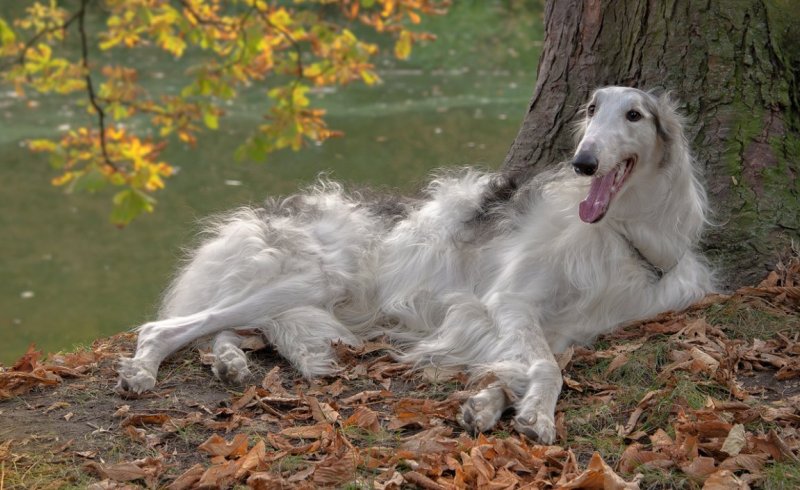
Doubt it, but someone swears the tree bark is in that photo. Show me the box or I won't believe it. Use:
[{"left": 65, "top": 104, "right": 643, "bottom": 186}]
[{"left": 502, "top": 0, "right": 800, "bottom": 288}]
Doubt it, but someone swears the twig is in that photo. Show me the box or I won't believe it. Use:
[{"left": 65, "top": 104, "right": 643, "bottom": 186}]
[
  {"left": 77, "top": 0, "right": 118, "bottom": 172},
  {"left": 255, "top": 5, "right": 306, "bottom": 109},
  {"left": 0, "top": 10, "right": 81, "bottom": 71}
]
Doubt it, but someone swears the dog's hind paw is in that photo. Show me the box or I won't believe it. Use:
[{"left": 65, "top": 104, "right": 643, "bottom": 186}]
[
  {"left": 115, "top": 357, "right": 157, "bottom": 394},
  {"left": 513, "top": 412, "right": 556, "bottom": 445},
  {"left": 211, "top": 347, "right": 252, "bottom": 385}
]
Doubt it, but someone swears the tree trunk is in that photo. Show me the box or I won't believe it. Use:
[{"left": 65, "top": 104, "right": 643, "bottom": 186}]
[{"left": 503, "top": 0, "right": 800, "bottom": 288}]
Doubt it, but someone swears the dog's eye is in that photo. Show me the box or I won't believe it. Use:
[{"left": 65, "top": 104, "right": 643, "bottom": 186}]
[
  {"left": 626, "top": 110, "right": 642, "bottom": 122},
  {"left": 587, "top": 104, "right": 596, "bottom": 117}
]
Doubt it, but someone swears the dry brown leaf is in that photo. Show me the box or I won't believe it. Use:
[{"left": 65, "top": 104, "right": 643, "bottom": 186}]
[
  {"left": 619, "top": 444, "right": 673, "bottom": 474},
  {"left": 680, "top": 456, "right": 717, "bottom": 482},
  {"left": 560, "top": 452, "right": 639, "bottom": 489},
  {"left": 247, "top": 472, "right": 289, "bottom": 489},
  {"left": 84, "top": 461, "right": 147, "bottom": 482},
  {"left": 604, "top": 352, "right": 630, "bottom": 376},
  {"left": 0, "top": 440, "right": 13, "bottom": 461},
  {"left": 313, "top": 450, "right": 359, "bottom": 486},
  {"left": 121, "top": 413, "right": 170, "bottom": 428},
  {"left": 307, "top": 395, "right": 340, "bottom": 424},
  {"left": 719, "top": 453, "right": 768, "bottom": 474},
  {"left": 261, "top": 366, "right": 289, "bottom": 396},
  {"left": 198, "top": 433, "right": 249, "bottom": 458},
  {"left": 280, "top": 423, "right": 334, "bottom": 440},
  {"left": 234, "top": 440, "right": 266, "bottom": 479},
  {"left": 197, "top": 460, "right": 238, "bottom": 489},
  {"left": 400, "top": 426, "right": 457, "bottom": 455},
  {"left": 344, "top": 406, "right": 381, "bottom": 433},
  {"left": 720, "top": 424, "right": 746, "bottom": 456},
  {"left": 123, "top": 426, "right": 146, "bottom": 444},
  {"left": 231, "top": 385, "right": 258, "bottom": 411},
  {"left": 165, "top": 463, "right": 205, "bottom": 490},
  {"left": 340, "top": 389, "right": 389, "bottom": 405},
  {"left": 112, "top": 405, "right": 130, "bottom": 418},
  {"left": 650, "top": 428, "right": 674, "bottom": 448},
  {"left": 86, "top": 480, "right": 139, "bottom": 490},
  {"left": 701, "top": 469, "right": 750, "bottom": 490},
  {"left": 11, "top": 344, "right": 41, "bottom": 372},
  {"left": 43, "top": 401, "right": 70, "bottom": 413},
  {"left": 403, "top": 471, "right": 445, "bottom": 490},
  {"left": 690, "top": 347, "right": 720, "bottom": 373}
]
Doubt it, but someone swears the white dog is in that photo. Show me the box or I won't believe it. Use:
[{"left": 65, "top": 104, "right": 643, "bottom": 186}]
[{"left": 117, "top": 87, "right": 713, "bottom": 443}]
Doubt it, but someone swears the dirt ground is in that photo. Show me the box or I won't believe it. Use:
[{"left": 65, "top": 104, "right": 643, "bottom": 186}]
[{"left": 1, "top": 260, "right": 799, "bottom": 489}]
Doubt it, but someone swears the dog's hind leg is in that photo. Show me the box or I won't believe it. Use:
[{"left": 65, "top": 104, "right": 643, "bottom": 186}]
[
  {"left": 211, "top": 330, "right": 252, "bottom": 385},
  {"left": 117, "top": 295, "right": 272, "bottom": 393},
  {"left": 263, "top": 306, "right": 362, "bottom": 379}
]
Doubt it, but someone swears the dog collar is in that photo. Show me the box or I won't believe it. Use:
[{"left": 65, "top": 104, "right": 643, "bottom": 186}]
[{"left": 616, "top": 230, "right": 678, "bottom": 281}]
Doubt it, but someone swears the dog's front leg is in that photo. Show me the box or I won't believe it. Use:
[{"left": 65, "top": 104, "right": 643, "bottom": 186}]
[
  {"left": 460, "top": 295, "right": 562, "bottom": 444},
  {"left": 512, "top": 358, "right": 562, "bottom": 444}
]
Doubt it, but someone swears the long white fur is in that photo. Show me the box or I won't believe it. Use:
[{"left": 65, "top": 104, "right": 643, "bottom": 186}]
[{"left": 116, "top": 87, "right": 713, "bottom": 443}]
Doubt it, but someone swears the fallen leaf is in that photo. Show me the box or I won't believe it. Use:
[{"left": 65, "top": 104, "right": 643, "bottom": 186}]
[
  {"left": 84, "top": 461, "right": 147, "bottom": 482},
  {"left": 121, "top": 413, "right": 170, "bottom": 428},
  {"left": 344, "top": 406, "right": 381, "bottom": 433},
  {"left": 197, "top": 460, "right": 237, "bottom": 489},
  {"left": 165, "top": 463, "right": 204, "bottom": 490},
  {"left": 560, "top": 452, "right": 639, "bottom": 489},
  {"left": 720, "top": 424, "right": 746, "bottom": 456},
  {"left": 702, "top": 469, "right": 749, "bottom": 489},
  {"left": 403, "top": 470, "right": 445, "bottom": 490},
  {"left": 680, "top": 456, "right": 717, "bottom": 482},
  {"left": 280, "top": 423, "right": 333, "bottom": 440},
  {"left": 234, "top": 439, "right": 265, "bottom": 479},
  {"left": 198, "top": 433, "right": 249, "bottom": 458}
]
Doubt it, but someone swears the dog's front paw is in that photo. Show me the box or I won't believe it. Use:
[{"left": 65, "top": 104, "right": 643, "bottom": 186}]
[
  {"left": 458, "top": 386, "right": 509, "bottom": 435},
  {"left": 211, "top": 347, "right": 252, "bottom": 385},
  {"left": 116, "top": 357, "right": 157, "bottom": 394},
  {"left": 513, "top": 411, "right": 556, "bottom": 445}
]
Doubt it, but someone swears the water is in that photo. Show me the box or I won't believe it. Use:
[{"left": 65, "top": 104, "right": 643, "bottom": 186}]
[{"left": 0, "top": 1, "right": 543, "bottom": 363}]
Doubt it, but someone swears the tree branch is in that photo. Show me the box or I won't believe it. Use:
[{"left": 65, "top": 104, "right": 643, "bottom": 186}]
[
  {"left": 255, "top": 5, "right": 306, "bottom": 109},
  {"left": 77, "top": 0, "right": 118, "bottom": 172}
]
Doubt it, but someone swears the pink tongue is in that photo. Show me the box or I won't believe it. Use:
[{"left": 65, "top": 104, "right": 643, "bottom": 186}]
[{"left": 579, "top": 171, "right": 616, "bottom": 223}]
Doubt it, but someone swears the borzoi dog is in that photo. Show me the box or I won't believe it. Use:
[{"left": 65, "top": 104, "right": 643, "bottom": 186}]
[{"left": 117, "top": 87, "right": 713, "bottom": 443}]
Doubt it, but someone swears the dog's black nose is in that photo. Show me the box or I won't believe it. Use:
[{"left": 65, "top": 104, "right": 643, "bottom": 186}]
[{"left": 572, "top": 152, "right": 598, "bottom": 176}]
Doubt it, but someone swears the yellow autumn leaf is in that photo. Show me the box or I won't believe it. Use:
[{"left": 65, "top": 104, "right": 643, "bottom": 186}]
[{"left": 394, "top": 30, "right": 412, "bottom": 59}]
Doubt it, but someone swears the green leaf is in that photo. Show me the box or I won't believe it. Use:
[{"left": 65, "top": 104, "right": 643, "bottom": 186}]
[
  {"left": 394, "top": 30, "right": 412, "bottom": 60},
  {"left": 110, "top": 188, "right": 155, "bottom": 226},
  {"left": 203, "top": 108, "right": 218, "bottom": 129},
  {"left": 72, "top": 168, "right": 108, "bottom": 193},
  {"left": 0, "top": 18, "right": 15, "bottom": 46}
]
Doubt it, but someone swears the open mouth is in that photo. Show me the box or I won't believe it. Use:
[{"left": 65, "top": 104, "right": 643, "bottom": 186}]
[{"left": 578, "top": 157, "right": 636, "bottom": 223}]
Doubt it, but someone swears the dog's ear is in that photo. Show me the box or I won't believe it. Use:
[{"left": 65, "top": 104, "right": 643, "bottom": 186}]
[{"left": 646, "top": 91, "right": 685, "bottom": 145}]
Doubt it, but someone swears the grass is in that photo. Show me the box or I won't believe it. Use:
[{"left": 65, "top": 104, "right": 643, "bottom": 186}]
[
  {"left": 763, "top": 461, "right": 800, "bottom": 490},
  {"left": 638, "top": 467, "right": 698, "bottom": 490},
  {"left": 340, "top": 425, "right": 402, "bottom": 447},
  {"left": 704, "top": 300, "right": 799, "bottom": 340},
  {"left": 0, "top": 451, "right": 91, "bottom": 489}
]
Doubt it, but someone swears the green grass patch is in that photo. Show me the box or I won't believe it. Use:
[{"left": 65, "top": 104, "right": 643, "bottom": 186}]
[
  {"left": 638, "top": 467, "right": 699, "bottom": 490},
  {"left": 762, "top": 461, "right": 800, "bottom": 490},
  {"left": 703, "top": 301, "right": 798, "bottom": 339}
]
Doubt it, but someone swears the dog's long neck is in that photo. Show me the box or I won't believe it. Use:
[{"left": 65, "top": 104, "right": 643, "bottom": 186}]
[{"left": 609, "top": 144, "right": 706, "bottom": 277}]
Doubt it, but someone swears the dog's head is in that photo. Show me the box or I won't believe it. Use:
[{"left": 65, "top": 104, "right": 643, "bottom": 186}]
[{"left": 571, "top": 86, "right": 685, "bottom": 224}]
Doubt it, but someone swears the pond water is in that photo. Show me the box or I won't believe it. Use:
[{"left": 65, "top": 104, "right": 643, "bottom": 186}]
[{"left": 0, "top": 2, "right": 543, "bottom": 363}]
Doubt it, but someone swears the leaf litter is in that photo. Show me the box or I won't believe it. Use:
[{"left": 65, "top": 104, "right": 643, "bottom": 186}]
[{"left": 0, "top": 258, "right": 798, "bottom": 488}]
